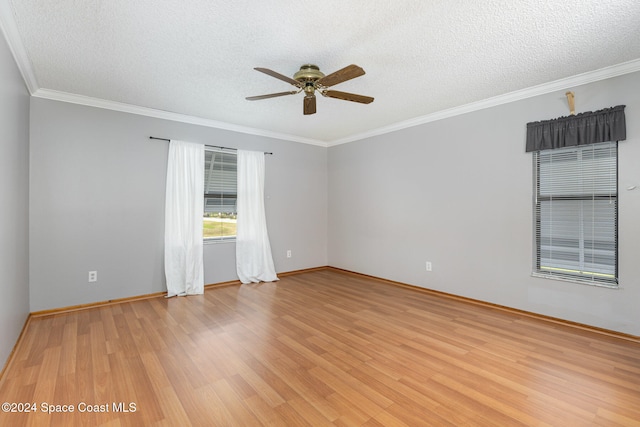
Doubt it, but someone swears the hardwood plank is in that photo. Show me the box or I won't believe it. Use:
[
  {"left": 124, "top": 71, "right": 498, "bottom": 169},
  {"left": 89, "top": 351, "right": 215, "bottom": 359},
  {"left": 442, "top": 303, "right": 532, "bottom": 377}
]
[
  {"left": 58, "top": 322, "right": 78, "bottom": 376},
  {"left": 211, "top": 379, "right": 262, "bottom": 425},
  {"left": 243, "top": 394, "right": 289, "bottom": 426}
]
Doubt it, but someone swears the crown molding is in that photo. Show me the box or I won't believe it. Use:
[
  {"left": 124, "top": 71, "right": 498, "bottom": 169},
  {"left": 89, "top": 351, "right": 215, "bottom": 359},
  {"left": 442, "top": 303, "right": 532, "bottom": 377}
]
[
  {"left": 32, "top": 88, "right": 327, "bottom": 147},
  {"left": 328, "top": 58, "right": 640, "bottom": 147},
  {"left": 0, "top": 1, "right": 38, "bottom": 93},
  {"left": 8, "top": 9, "right": 639, "bottom": 151}
]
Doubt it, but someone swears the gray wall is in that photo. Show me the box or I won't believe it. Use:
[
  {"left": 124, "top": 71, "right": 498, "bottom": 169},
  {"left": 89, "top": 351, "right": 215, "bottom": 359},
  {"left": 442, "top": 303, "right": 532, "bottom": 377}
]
[
  {"left": 29, "top": 98, "right": 327, "bottom": 311},
  {"left": 13, "top": 45, "right": 640, "bottom": 340},
  {"left": 0, "top": 32, "right": 30, "bottom": 368},
  {"left": 328, "top": 71, "right": 640, "bottom": 336}
]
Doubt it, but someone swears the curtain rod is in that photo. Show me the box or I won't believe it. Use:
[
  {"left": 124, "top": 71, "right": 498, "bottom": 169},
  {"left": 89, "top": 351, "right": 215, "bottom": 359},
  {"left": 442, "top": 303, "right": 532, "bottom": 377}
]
[{"left": 149, "top": 136, "right": 273, "bottom": 155}]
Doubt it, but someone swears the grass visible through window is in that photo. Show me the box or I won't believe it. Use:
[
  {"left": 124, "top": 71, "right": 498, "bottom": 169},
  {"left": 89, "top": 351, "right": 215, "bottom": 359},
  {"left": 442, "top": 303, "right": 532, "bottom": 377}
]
[{"left": 204, "top": 215, "right": 236, "bottom": 239}]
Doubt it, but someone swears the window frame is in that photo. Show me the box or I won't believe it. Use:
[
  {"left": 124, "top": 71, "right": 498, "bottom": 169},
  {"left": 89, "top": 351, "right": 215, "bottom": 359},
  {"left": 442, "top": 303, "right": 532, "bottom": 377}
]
[
  {"left": 532, "top": 141, "right": 618, "bottom": 288},
  {"left": 203, "top": 147, "right": 237, "bottom": 243}
]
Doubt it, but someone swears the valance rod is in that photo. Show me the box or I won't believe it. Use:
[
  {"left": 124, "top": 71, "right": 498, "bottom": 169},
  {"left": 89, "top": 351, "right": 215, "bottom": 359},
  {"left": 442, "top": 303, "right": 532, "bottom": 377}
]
[{"left": 149, "top": 136, "right": 273, "bottom": 155}]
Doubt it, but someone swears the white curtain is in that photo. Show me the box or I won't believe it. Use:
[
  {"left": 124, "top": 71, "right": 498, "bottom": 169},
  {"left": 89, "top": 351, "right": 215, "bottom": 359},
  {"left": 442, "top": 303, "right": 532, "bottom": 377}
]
[
  {"left": 236, "top": 149, "right": 278, "bottom": 283},
  {"left": 164, "top": 140, "right": 205, "bottom": 296}
]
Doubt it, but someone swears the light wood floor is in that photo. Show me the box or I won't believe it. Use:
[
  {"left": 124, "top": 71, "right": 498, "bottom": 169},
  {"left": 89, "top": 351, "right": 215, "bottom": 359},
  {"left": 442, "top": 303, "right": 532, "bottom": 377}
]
[{"left": 1, "top": 269, "right": 639, "bottom": 426}]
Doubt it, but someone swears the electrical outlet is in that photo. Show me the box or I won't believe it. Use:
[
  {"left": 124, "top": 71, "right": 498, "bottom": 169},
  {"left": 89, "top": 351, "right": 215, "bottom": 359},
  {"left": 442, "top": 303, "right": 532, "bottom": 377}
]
[
  {"left": 88, "top": 271, "right": 97, "bottom": 282},
  {"left": 425, "top": 262, "right": 432, "bottom": 272},
  {"left": 286, "top": 250, "right": 292, "bottom": 258}
]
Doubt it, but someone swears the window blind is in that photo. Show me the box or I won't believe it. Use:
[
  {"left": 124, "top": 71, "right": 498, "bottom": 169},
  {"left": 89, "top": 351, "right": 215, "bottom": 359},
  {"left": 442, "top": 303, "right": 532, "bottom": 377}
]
[
  {"left": 534, "top": 141, "right": 617, "bottom": 286},
  {"left": 204, "top": 149, "right": 237, "bottom": 214}
]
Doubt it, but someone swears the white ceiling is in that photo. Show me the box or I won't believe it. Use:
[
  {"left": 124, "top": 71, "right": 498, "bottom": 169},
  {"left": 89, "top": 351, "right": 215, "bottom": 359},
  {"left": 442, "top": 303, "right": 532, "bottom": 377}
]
[{"left": 2, "top": 0, "right": 640, "bottom": 145}]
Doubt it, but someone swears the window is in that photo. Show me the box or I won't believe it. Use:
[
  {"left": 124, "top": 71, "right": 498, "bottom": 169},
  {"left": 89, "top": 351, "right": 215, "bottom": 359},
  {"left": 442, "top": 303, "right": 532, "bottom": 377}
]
[
  {"left": 533, "top": 141, "right": 617, "bottom": 286},
  {"left": 204, "top": 148, "right": 237, "bottom": 241}
]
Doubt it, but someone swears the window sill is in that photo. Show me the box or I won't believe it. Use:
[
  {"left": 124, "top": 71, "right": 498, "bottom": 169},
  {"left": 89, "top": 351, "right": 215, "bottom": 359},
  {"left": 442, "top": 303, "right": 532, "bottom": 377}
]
[
  {"left": 531, "top": 272, "right": 618, "bottom": 289},
  {"left": 204, "top": 238, "right": 236, "bottom": 245}
]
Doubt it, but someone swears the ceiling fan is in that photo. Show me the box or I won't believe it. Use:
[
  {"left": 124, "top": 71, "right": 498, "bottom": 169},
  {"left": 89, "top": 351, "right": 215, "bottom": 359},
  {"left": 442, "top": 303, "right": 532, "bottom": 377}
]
[{"left": 246, "top": 64, "right": 374, "bottom": 115}]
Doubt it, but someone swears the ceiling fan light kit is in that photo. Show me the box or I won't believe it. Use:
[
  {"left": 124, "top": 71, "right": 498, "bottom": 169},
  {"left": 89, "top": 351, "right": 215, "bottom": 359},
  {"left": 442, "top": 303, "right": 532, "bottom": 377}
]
[{"left": 247, "top": 64, "right": 374, "bottom": 115}]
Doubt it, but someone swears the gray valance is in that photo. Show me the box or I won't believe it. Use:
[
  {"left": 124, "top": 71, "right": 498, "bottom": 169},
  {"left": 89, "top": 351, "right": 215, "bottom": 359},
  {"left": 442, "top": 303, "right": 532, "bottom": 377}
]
[{"left": 525, "top": 105, "right": 626, "bottom": 152}]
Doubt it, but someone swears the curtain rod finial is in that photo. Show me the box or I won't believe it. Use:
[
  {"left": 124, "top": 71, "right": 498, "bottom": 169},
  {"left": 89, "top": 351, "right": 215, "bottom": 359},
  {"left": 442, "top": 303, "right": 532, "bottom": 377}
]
[{"left": 565, "top": 91, "right": 575, "bottom": 115}]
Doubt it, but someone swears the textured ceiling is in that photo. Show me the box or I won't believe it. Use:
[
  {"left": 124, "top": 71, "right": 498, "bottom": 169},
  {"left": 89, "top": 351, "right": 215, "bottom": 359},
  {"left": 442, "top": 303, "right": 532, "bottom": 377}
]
[{"left": 3, "top": 0, "right": 640, "bottom": 144}]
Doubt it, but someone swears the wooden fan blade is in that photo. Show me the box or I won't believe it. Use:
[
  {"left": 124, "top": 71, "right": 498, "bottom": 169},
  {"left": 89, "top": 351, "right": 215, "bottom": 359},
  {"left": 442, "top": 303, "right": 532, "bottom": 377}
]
[
  {"left": 246, "top": 91, "right": 299, "bottom": 101},
  {"left": 316, "top": 64, "right": 365, "bottom": 87},
  {"left": 323, "top": 90, "right": 374, "bottom": 104},
  {"left": 303, "top": 95, "right": 316, "bottom": 115},
  {"left": 254, "top": 67, "right": 302, "bottom": 87}
]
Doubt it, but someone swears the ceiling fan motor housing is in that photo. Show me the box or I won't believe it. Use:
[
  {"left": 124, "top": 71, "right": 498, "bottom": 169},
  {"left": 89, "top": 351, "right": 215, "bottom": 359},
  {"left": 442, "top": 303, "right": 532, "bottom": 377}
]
[
  {"left": 293, "top": 64, "right": 325, "bottom": 82},
  {"left": 294, "top": 64, "right": 325, "bottom": 94}
]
